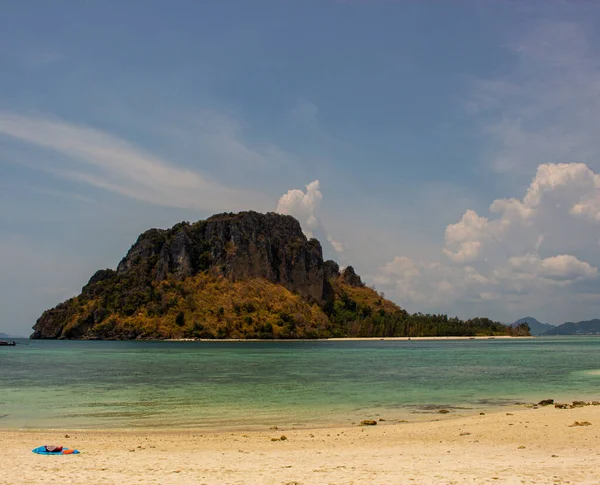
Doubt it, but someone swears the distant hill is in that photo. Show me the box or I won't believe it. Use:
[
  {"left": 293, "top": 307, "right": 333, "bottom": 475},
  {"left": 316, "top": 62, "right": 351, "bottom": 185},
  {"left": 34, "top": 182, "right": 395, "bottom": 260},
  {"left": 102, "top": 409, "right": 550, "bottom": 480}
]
[
  {"left": 544, "top": 319, "right": 600, "bottom": 336},
  {"left": 31, "top": 211, "right": 525, "bottom": 340},
  {"left": 513, "top": 317, "right": 556, "bottom": 336},
  {"left": 0, "top": 332, "right": 22, "bottom": 339}
]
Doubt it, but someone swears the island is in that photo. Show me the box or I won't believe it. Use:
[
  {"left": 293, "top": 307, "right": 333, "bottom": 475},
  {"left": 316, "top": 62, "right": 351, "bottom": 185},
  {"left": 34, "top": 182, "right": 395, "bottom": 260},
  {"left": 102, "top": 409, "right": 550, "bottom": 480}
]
[{"left": 31, "top": 211, "right": 529, "bottom": 339}]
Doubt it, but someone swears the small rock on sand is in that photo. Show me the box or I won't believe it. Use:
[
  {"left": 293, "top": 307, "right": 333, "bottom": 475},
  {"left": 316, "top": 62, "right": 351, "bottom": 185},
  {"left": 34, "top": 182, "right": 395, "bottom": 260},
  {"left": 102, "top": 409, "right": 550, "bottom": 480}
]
[
  {"left": 569, "top": 421, "right": 592, "bottom": 427},
  {"left": 360, "top": 420, "right": 377, "bottom": 426},
  {"left": 538, "top": 399, "right": 554, "bottom": 406}
]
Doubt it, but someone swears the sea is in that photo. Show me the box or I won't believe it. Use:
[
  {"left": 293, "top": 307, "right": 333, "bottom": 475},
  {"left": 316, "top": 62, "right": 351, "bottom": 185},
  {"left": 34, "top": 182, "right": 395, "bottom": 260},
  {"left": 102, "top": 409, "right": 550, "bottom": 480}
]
[{"left": 1, "top": 337, "right": 600, "bottom": 430}]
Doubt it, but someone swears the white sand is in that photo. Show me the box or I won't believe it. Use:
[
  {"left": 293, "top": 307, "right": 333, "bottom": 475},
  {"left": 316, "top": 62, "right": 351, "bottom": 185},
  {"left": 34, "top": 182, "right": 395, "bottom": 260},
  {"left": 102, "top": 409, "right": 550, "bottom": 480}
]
[
  {"left": 2, "top": 404, "right": 599, "bottom": 484},
  {"left": 165, "top": 336, "right": 533, "bottom": 342}
]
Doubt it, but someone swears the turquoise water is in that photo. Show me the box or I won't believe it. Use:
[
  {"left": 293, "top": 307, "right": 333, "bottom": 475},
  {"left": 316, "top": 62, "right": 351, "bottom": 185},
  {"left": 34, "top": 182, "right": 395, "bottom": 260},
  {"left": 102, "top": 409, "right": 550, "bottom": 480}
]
[{"left": 1, "top": 337, "right": 600, "bottom": 430}]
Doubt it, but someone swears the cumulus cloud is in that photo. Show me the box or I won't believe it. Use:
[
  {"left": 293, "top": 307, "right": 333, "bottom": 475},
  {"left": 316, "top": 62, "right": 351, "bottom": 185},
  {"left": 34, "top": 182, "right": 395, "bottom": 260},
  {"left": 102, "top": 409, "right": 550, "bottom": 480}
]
[
  {"left": 443, "top": 163, "right": 600, "bottom": 265},
  {"left": 375, "top": 162, "right": 600, "bottom": 321},
  {"left": 0, "top": 112, "right": 272, "bottom": 212},
  {"left": 276, "top": 180, "right": 322, "bottom": 237},
  {"left": 443, "top": 210, "right": 489, "bottom": 263},
  {"left": 507, "top": 254, "right": 597, "bottom": 283},
  {"left": 276, "top": 180, "right": 345, "bottom": 253}
]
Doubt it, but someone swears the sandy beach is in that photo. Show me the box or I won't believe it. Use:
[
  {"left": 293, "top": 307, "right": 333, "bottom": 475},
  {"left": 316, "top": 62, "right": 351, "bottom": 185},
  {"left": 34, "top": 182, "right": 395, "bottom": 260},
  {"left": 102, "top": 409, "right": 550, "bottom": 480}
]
[
  {"left": 163, "top": 336, "right": 534, "bottom": 342},
  {"left": 2, "top": 403, "right": 599, "bottom": 484}
]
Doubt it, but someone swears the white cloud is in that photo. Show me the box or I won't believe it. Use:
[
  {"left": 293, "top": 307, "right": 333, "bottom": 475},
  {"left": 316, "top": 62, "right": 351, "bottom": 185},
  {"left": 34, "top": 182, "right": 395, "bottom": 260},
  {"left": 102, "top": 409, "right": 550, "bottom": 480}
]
[
  {"left": 373, "top": 256, "right": 424, "bottom": 302},
  {"left": 276, "top": 180, "right": 346, "bottom": 255},
  {"left": 276, "top": 180, "right": 323, "bottom": 238},
  {"left": 503, "top": 253, "right": 597, "bottom": 283},
  {"left": 443, "top": 210, "right": 489, "bottom": 263},
  {"left": 535, "top": 254, "right": 598, "bottom": 281},
  {"left": 327, "top": 236, "right": 346, "bottom": 254},
  {"left": 375, "top": 162, "right": 600, "bottom": 321},
  {"left": 443, "top": 163, "right": 600, "bottom": 265},
  {"left": 0, "top": 112, "right": 272, "bottom": 212}
]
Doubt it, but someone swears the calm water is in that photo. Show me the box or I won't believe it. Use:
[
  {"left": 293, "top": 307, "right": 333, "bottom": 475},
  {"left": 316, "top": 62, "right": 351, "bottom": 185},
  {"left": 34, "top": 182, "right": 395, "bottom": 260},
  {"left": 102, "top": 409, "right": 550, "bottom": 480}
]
[{"left": 1, "top": 337, "right": 600, "bottom": 430}]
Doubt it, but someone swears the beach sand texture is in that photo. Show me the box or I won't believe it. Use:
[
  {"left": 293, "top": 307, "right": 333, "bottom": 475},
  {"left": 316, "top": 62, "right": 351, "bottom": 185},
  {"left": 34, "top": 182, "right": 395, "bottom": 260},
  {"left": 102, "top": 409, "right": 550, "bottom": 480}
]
[{"left": 1, "top": 404, "right": 599, "bottom": 484}]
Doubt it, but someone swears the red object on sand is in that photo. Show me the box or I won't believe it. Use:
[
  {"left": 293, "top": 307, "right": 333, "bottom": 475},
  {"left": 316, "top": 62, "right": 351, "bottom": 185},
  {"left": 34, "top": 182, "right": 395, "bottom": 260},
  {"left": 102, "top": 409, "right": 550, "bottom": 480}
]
[{"left": 44, "top": 445, "right": 63, "bottom": 452}]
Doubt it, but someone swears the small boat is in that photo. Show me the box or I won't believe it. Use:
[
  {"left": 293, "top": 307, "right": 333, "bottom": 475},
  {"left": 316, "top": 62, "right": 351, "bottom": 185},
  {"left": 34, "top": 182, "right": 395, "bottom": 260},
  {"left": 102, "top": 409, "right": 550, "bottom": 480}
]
[{"left": 0, "top": 340, "right": 16, "bottom": 346}]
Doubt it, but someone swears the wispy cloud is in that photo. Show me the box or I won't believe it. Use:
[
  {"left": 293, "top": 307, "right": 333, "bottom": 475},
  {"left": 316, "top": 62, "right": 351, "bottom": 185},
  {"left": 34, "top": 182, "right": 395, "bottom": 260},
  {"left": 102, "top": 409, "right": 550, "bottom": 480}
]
[
  {"left": 0, "top": 112, "right": 272, "bottom": 212},
  {"left": 470, "top": 20, "right": 600, "bottom": 175},
  {"left": 26, "top": 185, "right": 97, "bottom": 204},
  {"left": 160, "top": 110, "right": 295, "bottom": 172}
]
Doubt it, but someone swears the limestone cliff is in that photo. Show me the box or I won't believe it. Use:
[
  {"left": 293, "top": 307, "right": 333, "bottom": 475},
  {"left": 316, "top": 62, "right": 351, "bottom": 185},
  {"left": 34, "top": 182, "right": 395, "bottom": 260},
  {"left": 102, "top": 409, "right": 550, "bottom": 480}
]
[
  {"left": 31, "top": 211, "right": 524, "bottom": 340},
  {"left": 31, "top": 212, "right": 385, "bottom": 339}
]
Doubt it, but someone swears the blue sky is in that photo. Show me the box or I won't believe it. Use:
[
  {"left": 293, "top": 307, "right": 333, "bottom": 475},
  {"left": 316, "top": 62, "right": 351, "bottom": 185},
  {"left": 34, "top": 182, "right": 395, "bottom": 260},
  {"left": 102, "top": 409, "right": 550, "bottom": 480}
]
[{"left": 2, "top": 1, "right": 600, "bottom": 336}]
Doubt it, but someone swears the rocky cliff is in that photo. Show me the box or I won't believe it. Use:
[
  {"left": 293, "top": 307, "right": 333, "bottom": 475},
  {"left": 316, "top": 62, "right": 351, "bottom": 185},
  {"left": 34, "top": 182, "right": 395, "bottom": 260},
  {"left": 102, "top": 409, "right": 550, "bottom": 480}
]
[
  {"left": 31, "top": 211, "right": 523, "bottom": 340},
  {"left": 31, "top": 212, "right": 386, "bottom": 339},
  {"left": 116, "top": 211, "right": 326, "bottom": 300}
]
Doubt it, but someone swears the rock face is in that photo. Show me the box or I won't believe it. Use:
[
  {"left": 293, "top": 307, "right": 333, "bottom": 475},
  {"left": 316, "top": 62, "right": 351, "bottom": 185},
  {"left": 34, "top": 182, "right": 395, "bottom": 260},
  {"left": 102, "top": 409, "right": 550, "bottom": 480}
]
[
  {"left": 341, "top": 266, "right": 364, "bottom": 287},
  {"left": 115, "top": 212, "right": 327, "bottom": 300},
  {"left": 31, "top": 211, "right": 360, "bottom": 339}
]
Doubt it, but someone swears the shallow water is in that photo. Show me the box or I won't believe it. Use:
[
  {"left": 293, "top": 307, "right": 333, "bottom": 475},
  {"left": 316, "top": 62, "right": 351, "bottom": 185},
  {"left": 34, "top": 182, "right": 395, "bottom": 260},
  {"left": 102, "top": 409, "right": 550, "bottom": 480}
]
[{"left": 1, "top": 337, "right": 600, "bottom": 429}]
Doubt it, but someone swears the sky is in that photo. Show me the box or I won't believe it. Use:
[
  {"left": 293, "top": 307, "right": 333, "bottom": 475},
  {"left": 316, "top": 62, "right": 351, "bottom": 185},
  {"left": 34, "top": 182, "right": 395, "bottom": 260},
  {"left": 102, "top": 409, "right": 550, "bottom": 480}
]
[{"left": 1, "top": 0, "right": 600, "bottom": 336}]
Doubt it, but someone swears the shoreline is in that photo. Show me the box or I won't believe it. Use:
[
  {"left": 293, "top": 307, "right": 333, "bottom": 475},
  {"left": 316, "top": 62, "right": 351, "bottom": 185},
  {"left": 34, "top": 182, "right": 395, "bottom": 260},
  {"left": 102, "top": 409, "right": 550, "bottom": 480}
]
[
  {"left": 3, "top": 402, "right": 600, "bottom": 484},
  {"left": 22, "top": 335, "right": 536, "bottom": 342},
  {"left": 1, "top": 396, "right": 595, "bottom": 434},
  {"left": 0, "top": 401, "right": 527, "bottom": 433},
  {"left": 0, "top": 403, "right": 520, "bottom": 434},
  {"left": 163, "top": 335, "right": 535, "bottom": 342}
]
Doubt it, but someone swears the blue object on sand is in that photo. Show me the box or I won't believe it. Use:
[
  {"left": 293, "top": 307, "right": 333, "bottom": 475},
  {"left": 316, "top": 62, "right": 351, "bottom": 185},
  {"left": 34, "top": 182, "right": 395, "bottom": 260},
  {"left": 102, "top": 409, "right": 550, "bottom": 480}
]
[{"left": 32, "top": 446, "right": 79, "bottom": 455}]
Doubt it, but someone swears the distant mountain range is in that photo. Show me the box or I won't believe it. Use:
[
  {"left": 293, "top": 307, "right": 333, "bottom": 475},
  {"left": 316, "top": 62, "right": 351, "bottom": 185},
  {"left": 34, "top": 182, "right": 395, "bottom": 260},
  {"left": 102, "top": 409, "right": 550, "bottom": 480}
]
[
  {"left": 513, "top": 317, "right": 600, "bottom": 336},
  {"left": 543, "top": 319, "right": 600, "bottom": 336}
]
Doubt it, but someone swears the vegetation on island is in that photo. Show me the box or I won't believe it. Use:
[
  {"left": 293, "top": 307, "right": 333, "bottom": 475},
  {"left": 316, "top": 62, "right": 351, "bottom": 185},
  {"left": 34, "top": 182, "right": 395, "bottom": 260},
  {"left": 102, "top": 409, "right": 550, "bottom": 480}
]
[{"left": 31, "top": 211, "right": 529, "bottom": 340}]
